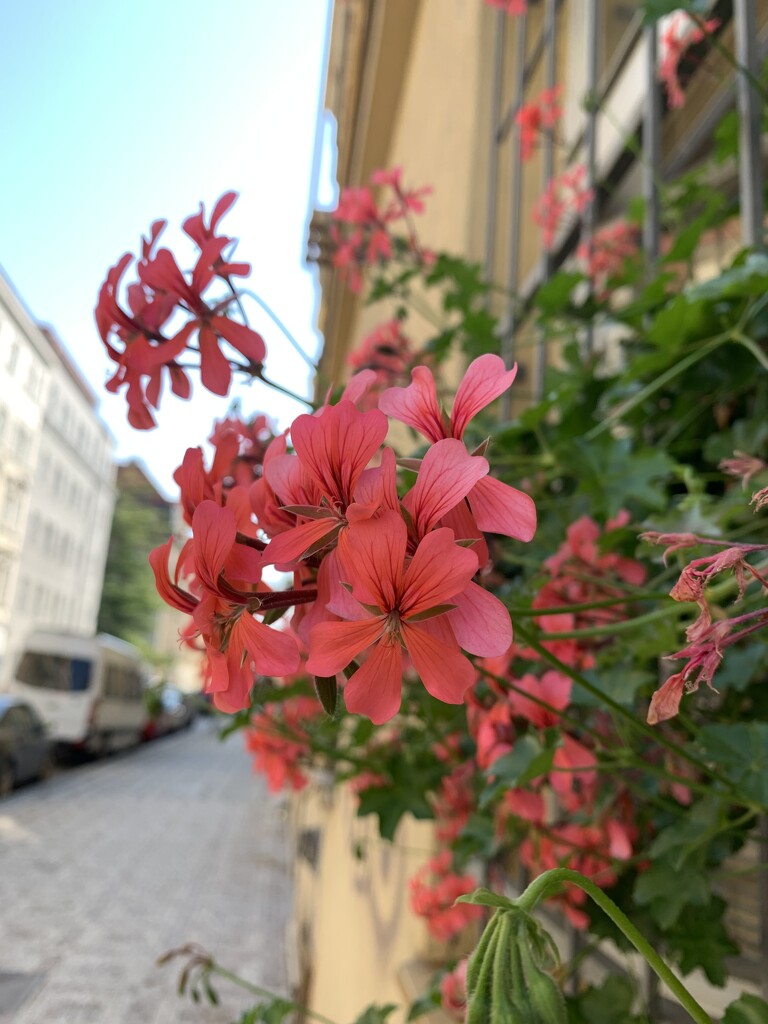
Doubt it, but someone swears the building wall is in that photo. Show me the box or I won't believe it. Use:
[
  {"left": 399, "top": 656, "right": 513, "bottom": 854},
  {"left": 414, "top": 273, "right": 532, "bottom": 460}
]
[
  {"left": 12, "top": 328, "right": 116, "bottom": 660},
  {"left": 0, "top": 269, "right": 117, "bottom": 678},
  {"left": 303, "top": 1, "right": 768, "bottom": 1018},
  {"left": 0, "top": 275, "right": 51, "bottom": 675},
  {"left": 292, "top": 780, "right": 464, "bottom": 1024}
]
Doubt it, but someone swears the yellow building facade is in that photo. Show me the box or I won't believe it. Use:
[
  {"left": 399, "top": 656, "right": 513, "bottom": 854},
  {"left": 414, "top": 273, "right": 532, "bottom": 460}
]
[{"left": 296, "top": 3, "right": 768, "bottom": 1021}]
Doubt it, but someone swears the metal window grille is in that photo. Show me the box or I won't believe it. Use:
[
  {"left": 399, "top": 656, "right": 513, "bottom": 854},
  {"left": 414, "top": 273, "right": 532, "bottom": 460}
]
[{"left": 482, "top": 0, "right": 768, "bottom": 998}]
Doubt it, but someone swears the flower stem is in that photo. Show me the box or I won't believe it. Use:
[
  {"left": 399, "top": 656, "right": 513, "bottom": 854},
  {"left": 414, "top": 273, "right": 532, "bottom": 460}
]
[
  {"left": 515, "top": 869, "right": 714, "bottom": 1024},
  {"left": 210, "top": 963, "right": 339, "bottom": 1024},
  {"left": 238, "top": 287, "right": 318, "bottom": 371},
  {"left": 254, "top": 369, "right": 314, "bottom": 408}
]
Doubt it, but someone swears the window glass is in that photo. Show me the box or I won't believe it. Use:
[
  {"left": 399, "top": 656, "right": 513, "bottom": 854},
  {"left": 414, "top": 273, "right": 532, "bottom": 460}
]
[{"left": 16, "top": 652, "right": 93, "bottom": 691}]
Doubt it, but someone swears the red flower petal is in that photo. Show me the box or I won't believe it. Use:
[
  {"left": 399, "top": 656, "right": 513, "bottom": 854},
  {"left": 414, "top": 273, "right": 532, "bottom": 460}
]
[
  {"left": 379, "top": 365, "right": 445, "bottom": 443},
  {"left": 343, "top": 641, "right": 403, "bottom": 724},
  {"left": 403, "top": 439, "right": 488, "bottom": 538},
  {"left": 447, "top": 582, "right": 512, "bottom": 657},
  {"left": 468, "top": 474, "right": 537, "bottom": 542},
  {"left": 341, "top": 512, "right": 406, "bottom": 611},
  {"left": 211, "top": 316, "right": 266, "bottom": 365},
  {"left": 199, "top": 325, "right": 232, "bottom": 396},
  {"left": 262, "top": 518, "right": 340, "bottom": 567},
  {"left": 401, "top": 621, "right": 475, "bottom": 704},
  {"left": 192, "top": 500, "right": 237, "bottom": 592},
  {"left": 291, "top": 401, "right": 387, "bottom": 506},
  {"left": 231, "top": 613, "right": 300, "bottom": 677},
  {"left": 451, "top": 355, "right": 518, "bottom": 439},
  {"left": 306, "top": 617, "right": 385, "bottom": 676},
  {"left": 401, "top": 527, "right": 478, "bottom": 619}
]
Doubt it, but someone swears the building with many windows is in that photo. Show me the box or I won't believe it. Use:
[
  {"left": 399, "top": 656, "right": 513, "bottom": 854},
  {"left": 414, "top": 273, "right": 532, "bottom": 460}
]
[
  {"left": 0, "top": 268, "right": 116, "bottom": 678},
  {"left": 0, "top": 272, "right": 51, "bottom": 675}
]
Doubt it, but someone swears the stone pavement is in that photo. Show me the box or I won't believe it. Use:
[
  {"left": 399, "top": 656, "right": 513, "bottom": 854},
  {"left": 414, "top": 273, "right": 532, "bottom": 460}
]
[{"left": 0, "top": 722, "right": 295, "bottom": 1024}]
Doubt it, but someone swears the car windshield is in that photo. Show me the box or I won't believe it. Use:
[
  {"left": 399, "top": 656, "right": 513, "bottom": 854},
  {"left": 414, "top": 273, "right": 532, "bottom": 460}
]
[{"left": 16, "top": 652, "right": 93, "bottom": 692}]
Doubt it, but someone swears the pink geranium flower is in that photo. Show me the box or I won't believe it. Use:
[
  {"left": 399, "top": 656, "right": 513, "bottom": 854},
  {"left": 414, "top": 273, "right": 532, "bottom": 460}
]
[
  {"left": 485, "top": 0, "right": 527, "bottom": 15},
  {"left": 306, "top": 512, "right": 481, "bottom": 723},
  {"left": 379, "top": 354, "right": 536, "bottom": 542}
]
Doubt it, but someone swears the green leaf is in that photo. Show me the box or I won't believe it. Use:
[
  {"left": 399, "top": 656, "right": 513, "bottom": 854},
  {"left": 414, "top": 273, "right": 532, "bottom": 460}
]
[
  {"left": 455, "top": 887, "right": 515, "bottom": 910},
  {"left": 570, "top": 437, "right": 676, "bottom": 516},
  {"left": 711, "top": 643, "right": 766, "bottom": 693},
  {"left": 686, "top": 253, "right": 768, "bottom": 302},
  {"left": 533, "top": 271, "right": 585, "bottom": 315},
  {"left": 665, "top": 896, "right": 739, "bottom": 984},
  {"left": 723, "top": 994, "right": 768, "bottom": 1024},
  {"left": 487, "top": 735, "right": 557, "bottom": 789},
  {"left": 566, "top": 975, "right": 649, "bottom": 1024},
  {"left": 406, "top": 987, "right": 442, "bottom": 1021},
  {"left": 633, "top": 858, "right": 710, "bottom": 928},
  {"left": 352, "top": 1003, "right": 399, "bottom": 1024},
  {"left": 570, "top": 669, "right": 651, "bottom": 708},
  {"left": 714, "top": 109, "right": 740, "bottom": 164},
  {"left": 356, "top": 785, "right": 433, "bottom": 841},
  {"left": 647, "top": 797, "right": 721, "bottom": 870},
  {"left": 699, "top": 723, "right": 768, "bottom": 807}
]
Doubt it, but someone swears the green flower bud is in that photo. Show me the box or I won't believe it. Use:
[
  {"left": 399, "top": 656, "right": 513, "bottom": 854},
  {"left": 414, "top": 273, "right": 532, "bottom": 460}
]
[{"left": 464, "top": 907, "right": 566, "bottom": 1024}]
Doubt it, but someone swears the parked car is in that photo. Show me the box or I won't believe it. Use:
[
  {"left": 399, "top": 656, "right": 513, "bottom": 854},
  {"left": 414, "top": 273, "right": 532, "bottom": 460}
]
[
  {"left": 142, "top": 685, "right": 196, "bottom": 740},
  {"left": 0, "top": 696, "right": 54, "bottom": 797},
  {"left": 8, "top": 631, "right": 150, "bottom": 754}
]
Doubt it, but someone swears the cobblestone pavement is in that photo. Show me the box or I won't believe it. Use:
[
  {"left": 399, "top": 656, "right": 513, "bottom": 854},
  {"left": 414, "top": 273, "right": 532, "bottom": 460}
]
[{"left": 0, "top": 722, "right": 295, "bottom": 1024}]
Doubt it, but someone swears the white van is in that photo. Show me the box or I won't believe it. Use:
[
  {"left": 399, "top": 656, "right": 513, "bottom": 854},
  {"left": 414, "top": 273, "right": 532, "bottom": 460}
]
[{"left": 9, "top": 631, "right": 150, "bottom": 753}]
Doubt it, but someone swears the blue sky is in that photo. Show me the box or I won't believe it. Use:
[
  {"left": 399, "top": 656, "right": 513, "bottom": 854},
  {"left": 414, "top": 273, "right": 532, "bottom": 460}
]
[{"left": 0, "top": 0, "right": 334, "bottom": 498}]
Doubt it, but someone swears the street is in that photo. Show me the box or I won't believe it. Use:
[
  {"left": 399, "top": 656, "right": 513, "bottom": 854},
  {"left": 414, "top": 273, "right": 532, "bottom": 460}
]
[{"left": 0, "top": 723, "right": 295, "bottom": 1024}]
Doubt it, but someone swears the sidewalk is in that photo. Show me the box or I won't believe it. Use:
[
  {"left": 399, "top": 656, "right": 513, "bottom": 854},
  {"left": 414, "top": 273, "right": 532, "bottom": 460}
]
[{"left": 0, "top": 723, "right": 295, "bottom": 1024}]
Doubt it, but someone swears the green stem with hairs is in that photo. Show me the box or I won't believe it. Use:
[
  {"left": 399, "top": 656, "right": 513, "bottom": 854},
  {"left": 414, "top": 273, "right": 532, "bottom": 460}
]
[{"left": 514, "top": 868, "right": 713, "bottom": 1024}]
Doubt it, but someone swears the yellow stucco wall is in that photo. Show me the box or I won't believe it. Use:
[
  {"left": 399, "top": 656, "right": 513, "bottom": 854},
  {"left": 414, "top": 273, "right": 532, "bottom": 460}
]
[{"left": 293, "top": 779, "right": 466, "bottom": 1024}]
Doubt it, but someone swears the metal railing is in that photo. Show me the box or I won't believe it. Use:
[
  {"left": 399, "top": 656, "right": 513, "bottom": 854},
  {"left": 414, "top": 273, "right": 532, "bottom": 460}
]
[{"left": 486, "top": 1, "right": 767, "bottom": 403}]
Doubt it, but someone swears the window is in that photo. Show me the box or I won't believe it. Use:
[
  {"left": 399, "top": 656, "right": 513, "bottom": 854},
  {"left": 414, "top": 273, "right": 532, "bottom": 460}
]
[
  {"left": 2, "top": 481, "right": 23, "bottom": 530},
  {"left": 14, "top": 424, "right": 31, "bottom": 461},
  {"left": 25, "top": 362, "right": 41, "bottom": 401},
  {"left": 104, "top": 663, "right": 143, "bottom": 700},
  {"left": 0, "top": 554, "right": 10, "bottom": 606},
  {"left": 16, "top": 652, "right": 93, "bottom": 692},
  {"left": 6, "top": 341, "right": 19, "bottom": 375}
]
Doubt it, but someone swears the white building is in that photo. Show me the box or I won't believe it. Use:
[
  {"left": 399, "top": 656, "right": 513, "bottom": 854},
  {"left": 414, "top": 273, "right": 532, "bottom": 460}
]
[
  {"left": 0, "top": 272, "right": 51, "bottom": 675},
  {"left": 0, "top": 267, "right": 116, "bottom": 677}
]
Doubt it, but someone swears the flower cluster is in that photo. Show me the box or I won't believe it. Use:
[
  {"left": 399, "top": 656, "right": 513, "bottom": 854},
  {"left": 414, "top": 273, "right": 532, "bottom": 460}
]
[
  {"left": 408, "top": 851, "right": 483, "bottom": 942},
  {"left": 245, "top": 692, "right": 321, "bottom": 793},
  {"left": 150, "top": 355, "right": 536, "bottom": 723},
  {"left": 440, "top": 959, "right": 469, "bottom": 1021},
  {"left": 658, "top": 11, "right": 719, "bottom": 109},
  {"left": 460, "top": 514, "right": 644, "bottom": 925},
  {"left": 532, "top": 164, "right": 593, "bottom": 250},
  {"left": 329, "top": 168, "right": 432, "bottom": 292},
  {"left": 577, "top": 219, "right": 640, "bottom": 298},
  {"left": 515, "top": 86, "right": 562, "bottom": 162},
  {"left": 96, "top": 193, "right": 265, "bottom": 429},
  {"left": 347, "top": 319, "right": 423, "bottom": 409},
  {"left": 531, "top": 511, "right": 646, "bottom": 669},
  {"left": 484, "top": 0, "right": 527, "bottom": 15}
]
